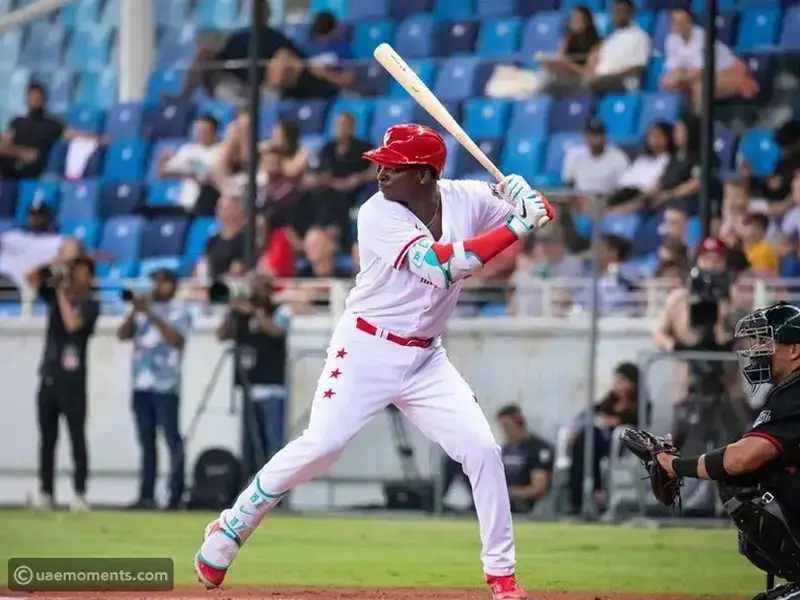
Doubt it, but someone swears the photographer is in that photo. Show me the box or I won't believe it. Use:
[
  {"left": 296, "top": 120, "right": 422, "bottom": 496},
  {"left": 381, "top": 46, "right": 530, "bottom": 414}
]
[
  {"left": 216, "top": 273, "right": 291, "bottom": 463},
  {"left": 34, "top": 256, "right": 99, "bottom": 511},
  {"left": 116, "top": 268, "right": 191, "bottom": 510}
]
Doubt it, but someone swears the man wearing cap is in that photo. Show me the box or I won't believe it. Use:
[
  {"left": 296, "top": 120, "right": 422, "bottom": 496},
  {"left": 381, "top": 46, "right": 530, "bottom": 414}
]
[
  {"left": 116, "top": 268, "right": 192, "bottom": 510},
  {"left": 562, "top": 118, "right": 630, "bottom": 200}
]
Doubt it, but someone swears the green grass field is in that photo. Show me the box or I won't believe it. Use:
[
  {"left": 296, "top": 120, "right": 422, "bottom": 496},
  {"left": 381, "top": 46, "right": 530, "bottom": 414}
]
[{"left": 0, "top": 510, "right": 765, "bottom": 596}]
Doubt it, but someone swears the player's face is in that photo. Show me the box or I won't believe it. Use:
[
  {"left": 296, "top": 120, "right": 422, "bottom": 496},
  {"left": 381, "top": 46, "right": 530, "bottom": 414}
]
[
  {"left": 376, "top": 165, "right": 429, "bottom": 201},
  {"left": 770, "top": 343, "right": 800, "bottom": 382}
]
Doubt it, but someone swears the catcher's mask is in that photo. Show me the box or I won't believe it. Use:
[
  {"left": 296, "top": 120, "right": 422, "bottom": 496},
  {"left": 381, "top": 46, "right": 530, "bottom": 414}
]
[{"left": 734, "top": 309, "right": 775, "bottom": 389}]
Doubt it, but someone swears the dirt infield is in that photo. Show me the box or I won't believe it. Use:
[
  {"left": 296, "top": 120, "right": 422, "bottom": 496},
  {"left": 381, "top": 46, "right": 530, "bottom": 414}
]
[{"left": 0, "top": 586, "right": 746, "bottom": 600}]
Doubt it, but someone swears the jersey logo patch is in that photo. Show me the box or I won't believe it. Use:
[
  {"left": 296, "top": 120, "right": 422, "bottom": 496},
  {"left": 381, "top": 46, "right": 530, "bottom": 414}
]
[
  {"left": 409, "top": 238, "right": 431, "bottom": 269},
  {"left": 753, "top": 410, "right": 772, "bottom": 428}
]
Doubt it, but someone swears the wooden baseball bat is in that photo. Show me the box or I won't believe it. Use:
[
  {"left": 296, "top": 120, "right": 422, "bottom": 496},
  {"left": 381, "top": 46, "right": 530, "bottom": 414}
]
[{"left": 373, "top": 43, "right": 549, "bottom": 227}]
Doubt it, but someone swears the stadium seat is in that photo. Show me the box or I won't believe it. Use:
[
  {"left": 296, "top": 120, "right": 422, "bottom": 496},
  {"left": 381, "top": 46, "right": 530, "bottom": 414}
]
[
  {"left": 103, "top": 140, "right": 149, "bottom": 182},
  {"left": 716, "top": 11, "right": 739, "bottom": 47},
  {"left": 476, "top": 18, "right": 522, "bottom": 58},
  {"left": 326, "top": 98, "right": 374, "bottom": 139},
  {"left": 714, "top": 129, "right": 738, "bottom": 172},
  {"left": 66, "top": 104, "right": 105, "bottom": 135},
  {"left": 477, "top": 0, "right": 556, "bottom": 17},
  {"left": 147, "top": 181, "right": 182, "bottom": 207},
  {"left": 352, "top": 20, "right": 395, "bottom": 60},
  {"left": 59, "top": 181, "right": 100, "bottom": 222},
  {"left": 390, "top": 59, "right": 436, "bottom": 98},
  {"left": 143, "top": 99, "right": 194, "bottom": 140},
  {"left": 370, "top": 99, "right": 415, "bottom": 143},
  {"left": 434, "top": 57, "right": 479, "bottom": 102},
  {"left": 281, "top": 22, "right": 310, "bottom": 48},
  {"left": 139, "top": 256, "right": 182, "bottom": 278},
  {"left": 182, "top": 217, "right": 220, "bottom": 273},
  {"left": 42, "top": 69, "right": 76, "bottom": 115},
  {"left": 737, "top": 129, "right": 779, "bottom": 178},
  {"left": 691, "top": 0, "right": 737, "bottom": 12},
  {"left": 254, "top": 101, "right": 278, "bottom": 140},
  {"left": 196, "top": 99, "right": 236, "bottom": 135},
  {"left": 433, "top": 20, "right": 478, "bottom": 58},
  {"left": 0, "top": 219, "right": 14, "bottom": 236},
  {"left": 596, "top": 94, "right": 641, "bottom": 142},
  {"left": 394, "top": 14, "right": 434, "bottom": 59},
  {"left": 455, "top": 140, "right": 502, "bottom": 177},
  {"left": 544, "top": 133, "right": 584, "bottom": 179},
  {"left": 95, "top": 261, "right": 139, "bottom": 281},
  {"left": 638, "top": 92, "right": 682, "bottom": 136},
  {"left": 58, "top": 0, "right": 102, "bottom": 27},
  {"left": 651, "top": 11, "right": 670, "bottom": 52},
  {"left": 5, "top": 69, "right": 31, "bottom": 115},
  {"left": 15, "top": 181, "right": 59, "bottom": 224},
  {"left": 196, "top": 0, "right": 241, "bottom": 29},
  {"left": 411, "top": 101, "right": 462, "bottom": 132},
  {"left": 105, "top": 102, "right": 145, "bottom": 142},
  {"left": 278, "top": 100, "right": 328, "bottom": 136},
  {"left": 686, "top": 215, "right": 702, "bottom": 249},
  {"left": 146, "top": 69, "right": 186, "bottom": 104},
  {"left": 355, "top": 64, "right": 392, "bottom": 96},
  {"left": 99, "top": 182, "right": 146, "bottom": 218},
  {"left": 0, "top": 29, "right": 23, "bottom": 71},
  {"left": 302, "top": 134, "right": 327, "bottom": 162},
  {"left": 561, "top": 0, "right": 602, "bottom": 12},
  {"left": 549, "top": 95, "right": 593, "bottom": 134},
  {"left": 388, "top": 0, "right": 432, "bottom": 20},
  {"left": 463, "top": 98, "right": 510, "bottom": 139},
  {"left": 347, "top": 0, "right": 390, "bottom": 20},
  {"left": 736, "top": 8, "right": 781, "bottom": 51},
  {"left": 741, "top": 53, "right": 775, "bottom": 100},
  {"left": 61, "top": 220, "right": 101, "bottom": 249},
  {"left": 41, "top": 141, "right": 67, "bottom": 178},
  {"left": 521, "top": 12, "right": 564, "bottom": 56},
  {"left": 156, "top": 25, "right": 198, "bottom": 68},
  {"left": 155, "top": 0, "right": 192, "bottom": 27},
  {"left": 140, "top": 217, "right": 189, "bottom": 259},
  {"left": 602, "top": 213, "right": 641, "bottom": 241},
  {"left": 21, "top": 22, "right": 66, "bottom": 71},
  {"left": 433, "top": 0, "right": 474, "bottom": 19},
  {"left": 780, "top": 7, "right": 800, "bottom": 51},
  {"left": 98, "top": 216, "right": 144, "bottom": 265},
  {"left": 500, "top": 136, "right": 545, "bottom": 180},
  {"left": 509, "top": 97, "right": 552, "bottom": 139},
  {"left": 76, "top": 68, "right": 118, "bottom": 108},
  {"left": 66, "top": 27, "right": 112, "bottom": 71},
  {"left": 146, "top": 138, "right": 185, "bottom": 181},
  {"left": 0, "top": 181, "right": 17, "bottom": 220}
]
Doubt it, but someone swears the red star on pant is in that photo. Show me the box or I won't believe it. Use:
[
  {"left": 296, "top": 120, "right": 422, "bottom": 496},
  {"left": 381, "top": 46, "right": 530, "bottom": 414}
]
[
  {"left": 336, "top": 348, "right": 348, "bottom": 359},
  {"left": 323, "top": 389, "right": 335, "bottom": 399},
  {"left": 330, "top": 368, "right": 342, "bottom": 379}
]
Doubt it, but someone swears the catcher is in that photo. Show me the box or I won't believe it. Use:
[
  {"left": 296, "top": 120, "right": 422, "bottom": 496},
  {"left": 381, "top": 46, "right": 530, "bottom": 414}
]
[{"left": 622, "top": 302, "right": 800, "bottom": 600}]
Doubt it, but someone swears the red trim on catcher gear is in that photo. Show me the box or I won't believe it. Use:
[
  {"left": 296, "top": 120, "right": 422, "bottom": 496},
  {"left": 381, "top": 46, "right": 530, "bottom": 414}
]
[
  {"left": 742, "top": 431, "right": 785, "bottom": 454},
  {"left": 394, "top": 234, "right": 427, "bottom": 269},
  {"left": 356, "top": 317, "right": 435, "bottom": 348},
  {"left": 363, "top": 124, "right": 447, "bottom": 175}
]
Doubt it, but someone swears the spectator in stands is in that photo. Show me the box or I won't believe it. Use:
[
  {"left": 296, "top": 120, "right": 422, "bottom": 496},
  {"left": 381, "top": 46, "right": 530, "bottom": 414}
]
[
  {"left": 717, "top": 179, "right": 751, "bottom": 248},
  {"left": 746, "top": 120, "right": 800, "bottom": 207},
  {"left": 304, "top": 11, "right": 355, "bottom": 92},
  {"left": 568, "top": 362, "right": 640, "bottom": 514},
  {"left": 256, "top": 208, "right": 296, "bottom": 279},
  {"left": 656, "top": 238, "right": 690, "bottom": 277},
  {"left": 576, "top": 234, "right": 634, "bottom": 314},
  {"left": 562, "top": 117, "right": 629, "bottom": 202},
  {"left": 606, "top": 121, "right": 674, "bottom": 213},
  {"left": 584, "top": 0, "right": 651, "bottom": 93},
  {"left": 778, "top": 173, "right": 800, "bottom": 274},
  {"left": 661, "top": 6, "right": 758, "bottom": 114},
  {"left": 159, "top": 115, "right": 221, "bottom": 217},
  {"left": 196, "top": 196, "right": 246, "bottom": 279},
  {"left": 297, "top": 227, "right": 351, "bottom": 279},
  {"left": 116, "top": 268, "right": 191, "bottom": 510},
  {"left": 212, "top": 109, "right": 251, "bottom": 197},
  {"left": 298, "top": 112, "right": 374, "bottom": 247},
  {"left": 741, "top": 213, "right": 779, "bottom": 276},
  {"left": 0, "top": 202, "right": 63, "bottom": 295},
  {"left": 258, "top": 120, "right": 308, "bottom": 215},
  {"left": 0, "top": 83, "right": 64, "bottom": 180},
  {"left": 537, "top": 5, "right": 601, "bottom": 97},
  {"left": 660, "top": 206, "right": 689, "bottom": 246},
  {"left": 653, "top": 260, "right": 686, "bottom": 294}
]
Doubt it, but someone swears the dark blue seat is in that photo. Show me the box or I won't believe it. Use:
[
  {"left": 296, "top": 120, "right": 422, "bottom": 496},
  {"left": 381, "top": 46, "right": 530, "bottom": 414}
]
[
  {"left": 715, "top": 129, "right": 738, "bottom": 172},
  {"left": 455, "top": 139, "right": 502, "bottom": 177},
  {"left": 549, "top": 95, "right": 593, "bottom": 134},
  {"left": 389, "top": 0, "right": 433, "bottom": 20},
  {"left": 98, "top": 215, "right": 144, "bottom": 265},
  {"left": 0, "top": 181, "right": 18, "bottom": 219},
  {"left": 355, "top": 64, "right": 392, "bottom": 96},
  {"left": 140, "top": 217, "right": 189, "bottom": 259},
  {"left": 433, "top": 20, "right": 478, "bottom": 58},
  {"left": 278, "top": 100, "right": 328, "bottom": 136},
  {"left": 143, "top": 99, "right": 194, "bottom": 141},
  {"left": 59, "top": 181, "right": 100, "bottom": 222},
  {"left": 105, "top": 102, "right": 144, "bottom": 141},
  {"left": 521, "top": 12, "right": 564, "bottom": 56},
  {"left": 98, "top": 182, "right": 146, "bottom": 218},
  {"left": 394, "top": 14, "right": 434, "bottom": 59},
  {"left": 509, "top": 97, "right": 552, "bottom": 139},
  {"left": 411, "top": 101, "right": 462, "bottom": 132}
]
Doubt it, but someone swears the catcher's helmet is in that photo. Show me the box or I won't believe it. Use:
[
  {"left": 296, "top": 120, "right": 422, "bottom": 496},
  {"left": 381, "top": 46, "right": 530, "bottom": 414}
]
[
  {"left": 734, "top": 302, "right": 800, "bottom": 386},
  {"left": 362, "top": 124, "right": 447, "bottom": 176}
]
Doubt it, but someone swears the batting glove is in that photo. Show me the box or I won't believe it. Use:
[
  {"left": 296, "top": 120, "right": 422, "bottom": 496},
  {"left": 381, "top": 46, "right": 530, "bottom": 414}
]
[{"left": 499, "top": 174, "right": 555, "bottom": 237}]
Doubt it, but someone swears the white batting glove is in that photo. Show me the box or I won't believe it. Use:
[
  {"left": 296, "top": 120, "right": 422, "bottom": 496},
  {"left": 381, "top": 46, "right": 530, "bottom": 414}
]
[{"left": 499, "top": 174, "right": 555, "bottom": 237}]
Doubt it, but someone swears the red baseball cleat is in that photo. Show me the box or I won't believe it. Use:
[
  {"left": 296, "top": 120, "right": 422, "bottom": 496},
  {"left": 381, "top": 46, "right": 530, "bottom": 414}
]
[
  {"left": 487, "top": 574, "right": 527, "bottom": 600},
  {"left": 194, "top": 520, "right": 237, "bottom": 589}
]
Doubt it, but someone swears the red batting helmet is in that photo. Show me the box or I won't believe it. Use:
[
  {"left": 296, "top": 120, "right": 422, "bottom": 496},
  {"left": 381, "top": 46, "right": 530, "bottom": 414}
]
[{"left": 362, "top": 124, "right": 447, "bottom": 176}]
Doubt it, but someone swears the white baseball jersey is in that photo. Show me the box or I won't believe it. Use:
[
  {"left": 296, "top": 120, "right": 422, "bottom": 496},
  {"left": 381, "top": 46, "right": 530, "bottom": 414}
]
[{"left": 345, "top": 179, "right": 513, "bottom": 338}]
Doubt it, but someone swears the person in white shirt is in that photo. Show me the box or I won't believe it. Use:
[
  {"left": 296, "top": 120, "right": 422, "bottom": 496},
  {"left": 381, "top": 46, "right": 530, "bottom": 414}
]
[
  {"left": 607, "top": 121, "right": 673, "bottom": 210},
  {"left": 562, "top": 117, "right": 630, "bottom": 199},
  {"left": 193, "top": 124, "right": 555, "bottom": 600},
  {"left": 159, "top": 115, "right": 221, "bottom": 215},
  {"left": 661, "top": 6, "right": 758, "bottom": 114},
  {"left": 584, "top": 0, "right": 651, "bottom": 93}
]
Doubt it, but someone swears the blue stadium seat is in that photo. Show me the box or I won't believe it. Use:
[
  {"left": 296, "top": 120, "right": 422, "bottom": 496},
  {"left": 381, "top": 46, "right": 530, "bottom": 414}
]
[
  {"left": 715, "top": 129, "right": 738, "bottom": 172},
  {"left": 597, "top": 94, "right": 641, "bottom": 141},
  {"left": 140, "top": 217, "right": 189, "bottom": 259},
  {"left": 0, "top": 30, "right": 23, "bottom": 71},
  {"left": 741, "top": 53, "right": 775, "bottom": 100},
  {"left": 196, "top": 99, "right": 236, "bottom": 135},
  {"left": 196, "top": 0, "right": 241, "bottom": 29},
  {"left": 59, "top": 181, "right": 99, "bottom": 222},
  {"left": 737, "top": 8, "right": 781, "bottom": 51},
  {"left": 95, "top": 261, "right": 139, "bottom": 281},
  {"left": 278, "top": 100, "right": 328, "bottom": 136},
  {"left": 103, "top": 140, "right": 149, "bottom": 182},
  {"left": 0, "top": 181, "right": 17, "bottom": 219},
  {"left": 66, "top": 104, "right": 105, "bottom": 135},
  {"left": 352, "top": 20, "right": 395, "bottom": 60},
  {"left": 434, "top": 20, "right": 478, "bottom": 58},
  {"left": 182, "top": 217, "right": 220, "bottom": 272},
  {"left": 155, "top": 0, "right": 192, "bottom": 27},
  {"left": 638, "top": 92, "right": 681, "bottom": 136},
  {"left": 143, "top": 99, "right": 194, "bottom": 140},
  {"left": 651, "top": 11, "right": 670, "bottom": 52},
  {"left": 21, "top": 22, "right": 65, "bottom": 70},
  {"left": 388, "top": 0, "right": 432, "bottom": 20},
  {"left": 0, "top": 219, "right": 14, "bottom": 235},
  {"left": 370, "top": 99, "right": 414, "bottom": 142},
  {"left": 42, "top": 69, "right": 76, "bottom": 115},
  {"left": 433, "top": 0, "right": 474, "bottom": 19},
  {"left": 105, "top": 102, "right": 145, "bottom": 142},
  {"left": 686, "top": 215, "right": 702, "bottom": 249},
  {"left": 139, "top": 256, "right": 182, "bottom": 278},
  {"left": 390, "top": 59, "right": 436, "bottom": 98},
  {"left": 463, "top": 98, "right": 510, "bottom": 139},
  {"left": 500, "top": 136, "right": 545, "bottom": 180},
  {"left": 5, "top": 69, "right": 31, "bottom": 115},
  {"left": 58, "top": 0, "right": 102, "bottom": 28},
  {"left": 737, "top": 129, "right": 779, "bottom": 178},
  {"left": 355, "top": 64, "right": 392, "bottom": 96},
  {"left": 347, "top": 0, "right": 390, "bottom": 20},
  {"left": 691, "top": 0, "right": 737, "bottom": 12},
  {"left": 146, "top": 69, "right": 186, "bottom": 104},
  {"left": 544, "top": 133, "right": 583, "bottom": 179},
  {"left": 43, "top": 141, "right": 68, "bottom": 178},
  {"left": 521, "top": 12, "right": 564, "bottom": 56},
  {"left": 156, "top": 25, "right": 197, "bottom": 67},
  {"left": 780, "top": 6, "right": 800, "bottom": 51},
  {"left": 302, "top": 134, "right": 327, "bottom": 162},
  {"left": 412, "top": 101, "right": 462, "bottom": 132},
  {"left": 258, "top": 101, "right": 279, "bottom": 139},
  {"left": 99, "top": 182, "right": 146, "bottom": 218},
  {"left": 716, "top": 11, "right": 739, "bottom": 47},
  {"left": 602, "top": 213, "right": 641, "bottom": 241},
  {"left": 434, "top": 57, "right": 479, "bottom": 102},
  {"left": 280, "top": 22, "right": 309, "bottom": 48},
  {"left": 15, "top": 181, "right": 59, "bottom": 224},
  {"left": 147, "top": 138, "right": 185, "bottom": 181},
  {"left": 476, "top": 18, "right": 522, "bottom": 58},
  {"left": 61, "top": 220, "right": 101, "bottom": 249},
  {"left": 147, "top": 180, "right": 182, "bottom": 208},
  {"left": 509, "top": 97, "right": 552, "bottom": 139},
  {"left": 549, "top": 95, "right": 593, "bottom": 134},
  {"left": 440, "top": 135, "right": 460, "bottom": 179},
  {"left": 562, "top": 0, "right": 602, "bottom": 12},
  {"left": 477, "top": 0, "right": 513, "bottom": 17},
  {"left": 76, "top": 68, "right": 118, "bottom": 108},
  {"left": 98, "top": 216, "right": 144, "bottom": 265},
  {"left": 66, "top": 27, "right": 112, "bottom": 71},
  {"left": 394, "top": 14, "right": 434, "bottom": 59},
  {"left": 326, "top": 99, "right": 374, "bottom": 139}
]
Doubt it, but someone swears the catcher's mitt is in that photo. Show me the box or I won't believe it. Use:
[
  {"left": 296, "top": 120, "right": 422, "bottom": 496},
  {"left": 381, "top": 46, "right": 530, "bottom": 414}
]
[{"left": 619, "top": 428, "right": 682, "bottom": 509}]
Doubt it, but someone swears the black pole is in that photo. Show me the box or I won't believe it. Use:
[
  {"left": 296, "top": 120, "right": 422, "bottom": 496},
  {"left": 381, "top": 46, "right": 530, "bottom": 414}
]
[{"left": 700, "top": 0, "right": 718, "bottom": 240}]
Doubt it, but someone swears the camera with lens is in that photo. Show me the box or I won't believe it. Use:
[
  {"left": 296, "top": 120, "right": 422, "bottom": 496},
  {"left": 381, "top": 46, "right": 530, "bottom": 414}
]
[
  {"left": 688, "top": 267, "right": 730, "bottom": 330},
  {"left": 37, "top": 263, "right": 71, "bottom": 302},
  {"left": 208, "top": 279, "right": 252, "bottom": 304},
  {"left": 120, "top": 288, "right": 151, "bottom": 302}
]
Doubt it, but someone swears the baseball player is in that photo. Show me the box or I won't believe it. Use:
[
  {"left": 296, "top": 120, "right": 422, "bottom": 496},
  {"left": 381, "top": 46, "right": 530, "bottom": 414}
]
[{"left": 194, "top": 124, "right": 555, "bottom": 600}]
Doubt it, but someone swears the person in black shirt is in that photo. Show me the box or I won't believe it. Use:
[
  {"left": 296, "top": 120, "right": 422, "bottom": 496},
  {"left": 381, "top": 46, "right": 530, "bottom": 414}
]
[
  {"left": 0, "top": 83, "right": 64, "bottom": 180},
  {"left": 746, "top": 120, "right": 800, "bottom": 206},
  {"left": 35, "top": 256, "right": 99, "bottom": 511},
  {"left": 197, "top": 196, "right": 246, "bottom": 279}
]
